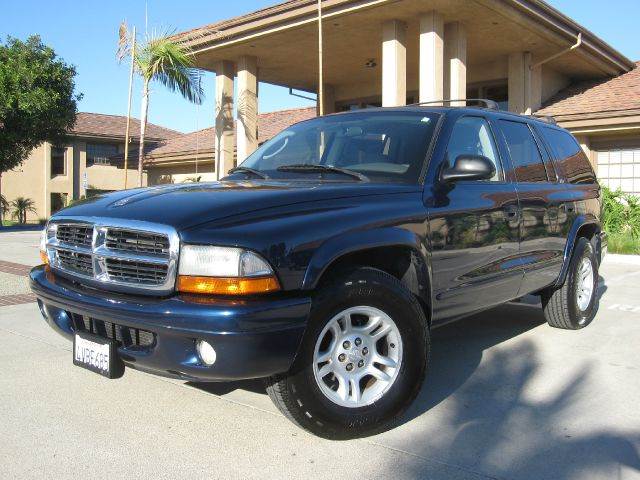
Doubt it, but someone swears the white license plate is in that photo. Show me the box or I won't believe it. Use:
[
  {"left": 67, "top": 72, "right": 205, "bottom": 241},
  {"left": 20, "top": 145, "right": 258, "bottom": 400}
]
[{"left": 73, "top": 331, "right": 124, "bottom": 379}]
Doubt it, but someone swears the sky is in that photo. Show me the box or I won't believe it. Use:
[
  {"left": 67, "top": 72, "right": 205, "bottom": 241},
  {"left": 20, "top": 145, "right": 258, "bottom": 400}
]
[{"left": 2, "top": 0, "right": 640, "bottom": 134}]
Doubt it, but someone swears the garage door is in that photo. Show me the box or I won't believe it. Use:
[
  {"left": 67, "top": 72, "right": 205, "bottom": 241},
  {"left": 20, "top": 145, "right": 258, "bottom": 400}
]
[{"left": 596, "top": 148, "right": 640, "bottom": 196}]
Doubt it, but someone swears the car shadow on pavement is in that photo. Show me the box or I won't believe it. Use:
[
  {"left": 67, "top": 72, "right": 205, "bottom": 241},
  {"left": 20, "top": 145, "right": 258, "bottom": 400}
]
[{"left": 390, "top": 294, "right": 639, "bottom": 479}]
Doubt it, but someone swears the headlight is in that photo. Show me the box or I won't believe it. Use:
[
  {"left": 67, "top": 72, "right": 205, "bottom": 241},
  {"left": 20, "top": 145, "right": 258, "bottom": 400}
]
[
  {"left": 177, "top": 245, "right": 280, "bottom": 295},
  {"left": 39, "top": 224, "right": 57, "bottom": 265}
]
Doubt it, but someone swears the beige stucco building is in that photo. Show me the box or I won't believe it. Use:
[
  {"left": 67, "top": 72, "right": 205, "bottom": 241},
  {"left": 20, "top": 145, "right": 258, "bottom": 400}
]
[{"left": 1, "top": 113, "right": 178, "bottom": 222}]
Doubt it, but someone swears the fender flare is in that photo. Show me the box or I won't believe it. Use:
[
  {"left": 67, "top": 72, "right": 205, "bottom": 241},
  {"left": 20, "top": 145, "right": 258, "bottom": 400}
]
[
  {"left": 301, "top": 227, "right": 432, "bottom": 312},
  {"left": 554, "top": 214, "right": 601, "bottom": 288}
]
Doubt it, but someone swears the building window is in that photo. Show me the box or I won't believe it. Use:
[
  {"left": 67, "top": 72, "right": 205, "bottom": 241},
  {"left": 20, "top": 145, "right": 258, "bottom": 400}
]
[
  {"left": 51, "top": 146, "right": 67, "bottom": 177},
  {"left": 596, "top": 148, "right": 640, "bottom": 196},
  {"left": 87, "top": 143, "right": 119, "bottom": 167},
  {"left": 50, "top": 193, "right": 68, "bottom": 214}
]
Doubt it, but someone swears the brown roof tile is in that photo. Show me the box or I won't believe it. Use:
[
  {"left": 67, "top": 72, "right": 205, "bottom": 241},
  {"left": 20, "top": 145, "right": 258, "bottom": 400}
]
[
  {"left": 147, "top": 106, "right": 316, "bottom": 159},
  {"left": 537, "top": 62, "right": 640, "bottom": 118},
  {"left": 72, "top": 112, "right": 181, "bottom": 141}
]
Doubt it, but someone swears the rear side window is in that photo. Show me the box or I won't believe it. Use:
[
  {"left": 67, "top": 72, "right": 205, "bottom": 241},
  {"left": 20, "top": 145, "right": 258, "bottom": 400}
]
[
  {"left": 540, "top": 127, "right": 596, "bottom": 184},
  {"left": 498, "top": 120, "right": 547, "bottom": 183}
]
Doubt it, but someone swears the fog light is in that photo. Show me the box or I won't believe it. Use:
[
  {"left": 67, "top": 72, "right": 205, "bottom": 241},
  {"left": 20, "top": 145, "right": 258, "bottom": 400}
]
[{"left": 196, "top": 340, "right": 217, "bottom": 366}]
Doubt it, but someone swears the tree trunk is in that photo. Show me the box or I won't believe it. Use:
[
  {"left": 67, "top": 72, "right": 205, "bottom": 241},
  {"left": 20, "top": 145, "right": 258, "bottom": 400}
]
[{"left": 138, "top": 80, "right": 150, "bottom": 188}]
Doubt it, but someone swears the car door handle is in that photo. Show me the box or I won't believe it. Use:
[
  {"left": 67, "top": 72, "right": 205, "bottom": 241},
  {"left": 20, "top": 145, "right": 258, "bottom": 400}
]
[
  {"left": 561, "top": 204, "right": 575, "bottom": 213},
  {"left": 504, "top": 205, "right": 519, "bottom": 219}
]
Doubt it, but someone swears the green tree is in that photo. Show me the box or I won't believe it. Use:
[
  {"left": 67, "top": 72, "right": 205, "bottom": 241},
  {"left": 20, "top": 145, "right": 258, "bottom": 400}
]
[
  {"left": 11, "top": 197, "right": 37, "bottom": 224},
  {"left": 118, "top": 26, "right": 204, "bottom": 187},
  {"left": 0, "top": 36, "right": 81, "bottom": 224}
]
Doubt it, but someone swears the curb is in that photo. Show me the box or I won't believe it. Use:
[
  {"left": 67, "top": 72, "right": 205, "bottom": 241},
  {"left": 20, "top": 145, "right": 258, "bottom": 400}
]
[{"left": 604, "top": 253, "right": 640, "bottom": 266}]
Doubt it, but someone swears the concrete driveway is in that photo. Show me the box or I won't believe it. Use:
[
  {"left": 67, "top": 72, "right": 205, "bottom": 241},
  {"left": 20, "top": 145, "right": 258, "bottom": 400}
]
[{"left": 0, "top": 229, "right": 639, "bottom": 479}]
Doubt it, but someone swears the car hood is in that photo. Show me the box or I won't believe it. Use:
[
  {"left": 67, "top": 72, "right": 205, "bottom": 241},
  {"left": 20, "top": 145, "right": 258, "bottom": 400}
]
[{"left": 54, "top": 181, "right": 421, "bottom": 230}]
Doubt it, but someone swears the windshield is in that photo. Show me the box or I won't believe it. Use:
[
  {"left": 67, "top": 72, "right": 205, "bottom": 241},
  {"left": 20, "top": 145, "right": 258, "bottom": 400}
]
[{"left": 238, "top": 111, "right": 440, "bottom": 184}]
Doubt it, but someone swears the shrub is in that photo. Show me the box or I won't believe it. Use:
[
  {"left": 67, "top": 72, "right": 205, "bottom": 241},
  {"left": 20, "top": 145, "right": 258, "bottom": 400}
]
[{"left": 601, "top": 187, "right": 640, "bottom": 239}]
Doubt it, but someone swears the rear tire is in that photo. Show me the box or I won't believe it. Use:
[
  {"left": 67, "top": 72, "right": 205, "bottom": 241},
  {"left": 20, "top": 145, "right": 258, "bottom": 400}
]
[
  {"left": 265, "top": 267, "right": 429, "bottom": 439},
  {"left": 541, "top": 237, "right": 598, "bottom": 330}
]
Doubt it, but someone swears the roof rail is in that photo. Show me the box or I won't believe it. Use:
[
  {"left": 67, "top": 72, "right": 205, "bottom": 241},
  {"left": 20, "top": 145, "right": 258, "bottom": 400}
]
[
  {"left": 407, "top": 98, "right": 500, "bottom": 110},
  {"left": 531, "top": 115, "right": 558, "bottom": 125}
]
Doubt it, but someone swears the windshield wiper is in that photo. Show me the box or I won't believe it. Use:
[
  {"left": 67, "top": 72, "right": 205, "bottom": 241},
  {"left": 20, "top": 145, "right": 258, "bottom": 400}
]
[
  {"left": 276, "top": 164, "right": 368, "bottom": 181},
  {"left": 227, "top": 166, "right": 269, "bottom": 179}
]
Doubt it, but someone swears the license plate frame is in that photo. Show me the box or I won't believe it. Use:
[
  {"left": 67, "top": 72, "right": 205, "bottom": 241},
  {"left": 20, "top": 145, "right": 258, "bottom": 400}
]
[{"left": 73, "top": 331, "right": 124, "bottom": 379}]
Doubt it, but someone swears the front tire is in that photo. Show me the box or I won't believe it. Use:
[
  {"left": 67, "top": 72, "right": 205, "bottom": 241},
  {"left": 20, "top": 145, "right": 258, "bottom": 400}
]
[
  {"left": 541, "top": 237, "right": 599, "bottom": 330},
  {"left": 265, "top": 267, "right": 429, "bottom": 439}
]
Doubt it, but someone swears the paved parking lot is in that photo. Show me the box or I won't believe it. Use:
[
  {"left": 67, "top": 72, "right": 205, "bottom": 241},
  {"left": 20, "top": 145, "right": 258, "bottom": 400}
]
[{"left": 0, "top": 229, "right": 639, "bottom": 479}]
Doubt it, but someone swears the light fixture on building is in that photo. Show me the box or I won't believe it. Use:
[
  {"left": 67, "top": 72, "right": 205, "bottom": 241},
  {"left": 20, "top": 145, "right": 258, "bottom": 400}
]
[{"left": 365, "top": 59, "right": 377, "bottom": 68}]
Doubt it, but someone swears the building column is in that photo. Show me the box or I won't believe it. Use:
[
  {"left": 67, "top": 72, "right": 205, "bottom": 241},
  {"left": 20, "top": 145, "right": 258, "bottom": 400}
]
[
  {"left": 237, "top": 55, "right": 258, "bottom": 163},
  {"left": 508, "top": 52, "right": 542, "bottom": 114},
  {"left": 214, "top": 60, "right": 235, "bottom": 179},
  {"left": 382, "top": 20, "right": 407, "bottom": 107},
  {"left": 419, "top": 11, "right": 444, "bottom": 104},
  {"left": 317, "top": 84, "right": 335, "bottom": 115},
  {"left": 575, "top": 135, "right": 596, "bottom": 173},
  {"left": 43, "top": 142, "right": 51, "bottom": 218},
  {"left": 444, "top": 22, "right": 467, "bottom": 105}
]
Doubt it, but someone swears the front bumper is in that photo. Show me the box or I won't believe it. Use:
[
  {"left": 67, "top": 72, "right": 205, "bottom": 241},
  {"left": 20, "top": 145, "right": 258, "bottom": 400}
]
[{"left": 30, "top": 265, "right": 311, "bottom": 381}]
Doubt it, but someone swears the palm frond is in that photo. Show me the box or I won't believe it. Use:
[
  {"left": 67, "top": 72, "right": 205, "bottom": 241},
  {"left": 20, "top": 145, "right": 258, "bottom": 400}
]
[
  {"left": 10, "top": 197, "right": 37, "bottom": 223},
  {"left": 135, "top": 31, "right": 204, "bottom": 105},
  {"left": 0, "top": 193, "right": 8, "bottom": 214},
  {"left": 116, "top": 21, "right": 131, "bottom": 62}
]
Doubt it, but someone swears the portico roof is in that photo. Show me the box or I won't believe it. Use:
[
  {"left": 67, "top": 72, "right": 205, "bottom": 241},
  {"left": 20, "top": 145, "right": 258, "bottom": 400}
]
[{"left": 175, "top": 0, "right": 633, "bottom": 95}]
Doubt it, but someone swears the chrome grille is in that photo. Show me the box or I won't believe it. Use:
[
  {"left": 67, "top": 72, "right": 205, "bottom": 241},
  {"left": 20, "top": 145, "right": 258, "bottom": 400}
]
[
  {"left": 56, "top": 249, "right": 93, "bottom": 276},
  {"left": 105, "top": 229, "right": 170, "bottom": 255},
  {"left": 45, "top": 218, "right": 179, "bottom": 295},
  {"left": 105, "top": 258, "right": 168, "bottom": 285},
  {"left": 57, "top": 225, "right": 93, "bottom": 247}
]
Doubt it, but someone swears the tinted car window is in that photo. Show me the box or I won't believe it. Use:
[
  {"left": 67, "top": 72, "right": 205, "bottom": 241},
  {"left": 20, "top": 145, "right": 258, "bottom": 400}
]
[
  {"left": 540, "top": 127, "right": 597, "bottom": 184},
  {"left": 241, "top": 112, "right": 440, "bottom": 184},
  {"left": 499, "top": 120, "right": 547, "bottom": 183},
  {"left": 447, "top": 116, "right": 503, "bottom": 181}
]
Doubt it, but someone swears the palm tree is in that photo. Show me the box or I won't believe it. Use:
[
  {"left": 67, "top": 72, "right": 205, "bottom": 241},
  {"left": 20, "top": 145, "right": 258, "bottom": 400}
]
[
  {"left": 118, "top": 26, "right": 204, "bottom": 187},
  {"left": 0, "top": 191, "right": 8, "bottom": 225},
  {"left": 11, "top": 197, "right": 37, "bottom": 224}
]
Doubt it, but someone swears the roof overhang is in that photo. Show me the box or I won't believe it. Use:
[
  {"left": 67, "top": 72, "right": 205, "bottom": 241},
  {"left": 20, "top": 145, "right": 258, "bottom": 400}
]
[
  {"left": 175, "top": 0, "right": 633, "bottom": 92},
  {"left": 556, "top": 110, "right": 640, "bottom": 137}
]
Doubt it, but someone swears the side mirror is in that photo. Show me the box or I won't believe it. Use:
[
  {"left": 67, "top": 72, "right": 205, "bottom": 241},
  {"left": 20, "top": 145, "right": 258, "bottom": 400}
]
[{"left": 440, "top": 154, "right": 496, "bottom": 183}]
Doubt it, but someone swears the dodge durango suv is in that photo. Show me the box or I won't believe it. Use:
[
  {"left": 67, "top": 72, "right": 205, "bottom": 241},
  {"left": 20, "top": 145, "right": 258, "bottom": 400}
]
[{"left": 31, "top": 103, "right": 606, "bottom": 439}]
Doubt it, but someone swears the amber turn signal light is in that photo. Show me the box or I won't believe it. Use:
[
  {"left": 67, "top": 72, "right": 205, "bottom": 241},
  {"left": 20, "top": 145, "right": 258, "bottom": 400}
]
[
  {"left": 176, "top": 275, "right": 280, "bottom": 295},
  {"left": 40, "top": 251, "right": 49, "bottom": 265}
]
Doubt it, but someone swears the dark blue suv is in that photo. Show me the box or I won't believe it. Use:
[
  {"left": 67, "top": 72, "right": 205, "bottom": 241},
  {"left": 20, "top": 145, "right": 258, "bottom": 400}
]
[{"left": 31, "top": 104, "right": 605, "bottom": 439}]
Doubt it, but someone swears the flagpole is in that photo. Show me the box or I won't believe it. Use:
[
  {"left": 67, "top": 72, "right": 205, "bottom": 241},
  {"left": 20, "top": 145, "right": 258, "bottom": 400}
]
[
  {"left": 317, "top": 0, "right": 324, "bottom": 116},
  {"left": 123, "top": 26, "right": 136, "bottom": 189}
]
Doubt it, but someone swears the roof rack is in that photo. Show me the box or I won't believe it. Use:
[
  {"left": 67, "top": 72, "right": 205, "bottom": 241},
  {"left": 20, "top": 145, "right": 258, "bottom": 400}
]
[
  {"left": 531, "top": 115, "right": 557, "bottom": 125},
  {"left": 407, "top": 98, "right": 500, "bottom": 110}
]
